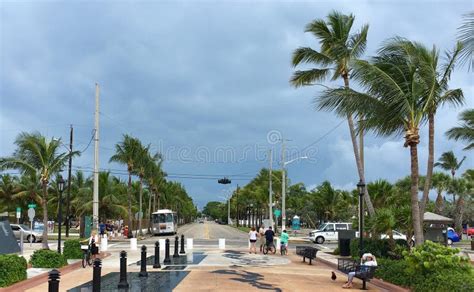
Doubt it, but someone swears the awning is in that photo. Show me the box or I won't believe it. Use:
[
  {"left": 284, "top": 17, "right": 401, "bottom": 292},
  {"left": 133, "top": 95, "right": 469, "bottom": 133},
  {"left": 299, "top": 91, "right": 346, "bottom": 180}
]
[{"left": 423, "top": 212, "right": 453, "bottom": 223}]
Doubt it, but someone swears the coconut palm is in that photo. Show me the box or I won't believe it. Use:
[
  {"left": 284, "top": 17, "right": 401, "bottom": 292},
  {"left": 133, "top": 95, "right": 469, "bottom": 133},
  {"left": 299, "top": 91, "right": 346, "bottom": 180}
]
[
  {"left": 435, "top": 151, "right": 466, "bottom": 203},
  {"left": 110, "top": 134, "right": 142, "bottom": 238},
  {"left": 0, "top": 132, "right": 79, "bottom": 249},
  {"left": 290, "top": 11, "right": 375, "bottom": 216},
  {"left": 458, "top": 11, "right": 474, "bottom": 69},
  {"left": 132, "top": 142, "right": 152, "bottom": 236},
  {"left": 0, "top": 174, "right": 20, "bottom": 213},
  {"left": 446, "top": 109, "right": 474, "bottom": 150},
  {"left": 448, "top": 178, "right": 468, "bottom": 234},
  {"left": 320, "top": 38, "right": 439, "bottom": 245}
]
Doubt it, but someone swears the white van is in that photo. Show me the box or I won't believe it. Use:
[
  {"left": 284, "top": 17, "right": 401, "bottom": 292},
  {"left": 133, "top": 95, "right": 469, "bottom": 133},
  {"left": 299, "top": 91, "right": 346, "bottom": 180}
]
[{"left": 309, "top": 222, "right": 353, "bottom": 244}]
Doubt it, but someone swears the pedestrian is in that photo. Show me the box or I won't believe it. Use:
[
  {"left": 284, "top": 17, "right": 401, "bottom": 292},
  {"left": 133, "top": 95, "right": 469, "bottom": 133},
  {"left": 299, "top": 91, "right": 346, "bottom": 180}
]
[
  {"left": 249, "top": 227, "right": 258, "bottom": 254},
  {"left": 258, "top": 224, "right": 266, "bottom": 252},
  {"left": 123, "top": 225, "right": 129, "bottom": 238},
  {"left": 99, "top": 221, "right": 106, "bottom": 238},
  {"left": 342, "top": 253, "right": 377, "bottom": 289},
  {"left": 280, "top": 229, "right": 289, "bottom": 255}
]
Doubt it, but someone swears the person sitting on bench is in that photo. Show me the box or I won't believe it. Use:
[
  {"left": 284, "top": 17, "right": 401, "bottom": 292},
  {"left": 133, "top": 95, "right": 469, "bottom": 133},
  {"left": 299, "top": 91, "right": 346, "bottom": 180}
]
[{"left": 342, "top": 253, "right": 377, "bottom": 289}]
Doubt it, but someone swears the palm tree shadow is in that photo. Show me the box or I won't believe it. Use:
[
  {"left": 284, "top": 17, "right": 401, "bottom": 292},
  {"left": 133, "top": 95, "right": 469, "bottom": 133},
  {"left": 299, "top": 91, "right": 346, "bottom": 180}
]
[{"left": 212, "top": 269, "right": 282, "bottom": 291}]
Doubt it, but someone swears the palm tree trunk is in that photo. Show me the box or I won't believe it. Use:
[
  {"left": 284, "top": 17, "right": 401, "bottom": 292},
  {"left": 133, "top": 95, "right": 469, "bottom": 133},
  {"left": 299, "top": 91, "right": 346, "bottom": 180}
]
[
  {"left": 435, "top": 191, "right": 444, "bottom": 213},
  {"left": 127, "top": 173, "right": 133, "bottom": 238},
  {"left": 343, "top": 76, "right": 375, "bottom": 217},
  {"left": 138, "top": 176, "right": 143, "bottom": 236},
  {"left": 454, "top": 195, "right": 464, "bottom": 235},
  {"left": 420, "top": 113, "right": 435, "bottom": 217},
  {"left": 148, "top": 191, "right": 152, "bottom": 234},
  {"left": 41, "top": 182, "right": 49, "bottom": 249},
  {"left": 409, "top": 143, "right": 424, "bottom": 246},
  {"left": 157, "top": 193, "right": 160, "bottom": 210},
  {"left": 452, "top": 174, "right": 456, "bottom": 204}
]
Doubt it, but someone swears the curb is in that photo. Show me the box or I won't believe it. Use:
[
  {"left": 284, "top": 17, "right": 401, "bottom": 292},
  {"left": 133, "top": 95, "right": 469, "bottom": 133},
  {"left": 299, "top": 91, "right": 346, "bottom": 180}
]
[{"left": 0, "top": 252, "right": 111, "bottom": 292}]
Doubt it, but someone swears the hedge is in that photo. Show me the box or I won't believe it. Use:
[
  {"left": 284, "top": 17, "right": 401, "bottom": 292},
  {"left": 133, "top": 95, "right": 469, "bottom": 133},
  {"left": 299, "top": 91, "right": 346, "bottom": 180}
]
[
  {"left": 0, "top": 254, "right": 27, "bottom": 287},
  {"left": 63, "top": 239, "right": 83, "bottom": 259},
  {"left": 29, "top": 249, "right": 67, "bottom": 268},
  {"left": 349, "top": 238, "right": 408, "bottom": 259}
]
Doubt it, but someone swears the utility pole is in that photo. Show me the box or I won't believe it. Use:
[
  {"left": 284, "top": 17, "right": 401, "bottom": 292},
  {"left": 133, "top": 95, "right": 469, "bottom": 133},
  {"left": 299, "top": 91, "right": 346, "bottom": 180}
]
[
  {"left": 93, "top": 83, "right": 100, "bottom": 230},
  {"left": 268, "top": 149, "right": 273, "bottom": 229},
  {"left": 65, "top": 125, "right": 73, "bottom": 237},
  {"left": 281, "top": 138, "right": 286, "bottom": 230}
]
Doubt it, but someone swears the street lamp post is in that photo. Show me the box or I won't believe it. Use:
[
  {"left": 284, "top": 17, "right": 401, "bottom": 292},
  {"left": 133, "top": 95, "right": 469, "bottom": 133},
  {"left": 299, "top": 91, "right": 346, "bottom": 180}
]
[
  {"left": 357, "top": 180, "right": 365, "bottom": 258},
  {"left": 282, "top": 156, "right": 308, "bottom": 229},
  {"left": 57, "top": 176, "right": 65, "bottom": 254}
]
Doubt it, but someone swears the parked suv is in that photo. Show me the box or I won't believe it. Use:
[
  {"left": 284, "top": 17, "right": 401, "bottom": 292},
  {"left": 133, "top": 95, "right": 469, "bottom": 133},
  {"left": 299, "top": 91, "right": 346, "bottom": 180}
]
[
  {"left": 10, "top": 224, "right": 43, "bottom": 243},
  {"left": 309, "top": 222, "right": 353, "bottom": 244}
]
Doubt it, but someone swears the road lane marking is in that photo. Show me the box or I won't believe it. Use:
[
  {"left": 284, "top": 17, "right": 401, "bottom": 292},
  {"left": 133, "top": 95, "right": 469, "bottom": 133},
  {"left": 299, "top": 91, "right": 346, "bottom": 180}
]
[{"left": 204, "top": 223, "right": 210, "bottom": 239}]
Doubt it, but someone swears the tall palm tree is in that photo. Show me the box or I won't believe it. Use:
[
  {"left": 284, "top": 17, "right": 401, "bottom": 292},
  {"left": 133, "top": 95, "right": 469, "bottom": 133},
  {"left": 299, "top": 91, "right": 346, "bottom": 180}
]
[
  {"left": 446, "top": 109, "right": 474, "bottom": 150},
  {"left": 417, "top": 42, "right": 464, "bottom": 216},
  {"left": 435, "top": 151, "right": 466, "bottom": 202},
  {"left": 458, "top": 11, "right": 474, "bottom": 70},
  {"left": 290, "top": 11, "right": 375, "bottom": 216},
  {"left": 110, "top": 134, "right": 141, "bottom": 238},
  {"left": 132, "top": 142, "right": 152, "bottom": 236},
  {"left": 320, "top": 38, "right": 438, "bottom": 245},
  {"left": 0, "top": 132, "right": 78, "bottom": 249},
  {"left": 448, "top": 178, "right": 467, "bottom": 234}
]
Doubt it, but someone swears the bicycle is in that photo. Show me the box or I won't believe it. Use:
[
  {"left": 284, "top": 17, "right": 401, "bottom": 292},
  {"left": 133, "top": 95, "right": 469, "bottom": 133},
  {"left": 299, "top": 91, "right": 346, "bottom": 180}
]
[
  {"left": 280, "top": 243, "right": 287, "bottom": 255},
  {"left": 263, "top": 240, "right": 276, "bottom": 255},
  {"left": 81, "top": 244, "right": 93, "bottom": 268}
]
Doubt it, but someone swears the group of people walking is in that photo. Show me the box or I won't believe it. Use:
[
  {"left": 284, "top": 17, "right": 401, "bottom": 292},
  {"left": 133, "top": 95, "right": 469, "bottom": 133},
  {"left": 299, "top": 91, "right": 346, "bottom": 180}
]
[{"left": 248, "top": 225, "right": 289, "bottom": 255}]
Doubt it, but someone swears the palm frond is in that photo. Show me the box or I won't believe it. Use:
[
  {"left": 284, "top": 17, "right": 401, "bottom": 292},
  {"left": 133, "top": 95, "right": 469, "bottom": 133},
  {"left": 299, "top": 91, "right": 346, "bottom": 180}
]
[{"left": 290, "top": 68, "right": 330, "bottom": 87}]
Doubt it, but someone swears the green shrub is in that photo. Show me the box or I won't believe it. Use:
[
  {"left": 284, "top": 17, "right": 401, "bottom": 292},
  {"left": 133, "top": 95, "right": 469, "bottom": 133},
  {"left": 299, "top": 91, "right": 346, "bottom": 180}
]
[
  {"left": 63, "top": 239, "right": 83, "bottom": 259},
  {"left": 332, "top": 247, "right": 340, "bottom": 255},
  {"left": 30, "top": 249, "right": 67, "bottom": 268},
  {"left": 412, "top": 270, "right": 474, "bottom": 292},
  {"left": 403, "top": 240, "right": 471, "bottom": 275},
  {"left": 0, "top": 254, "right": 27, "bottom": 287},
  {"left": 350, "top": 238, "right": 408, "bottom": 259}
]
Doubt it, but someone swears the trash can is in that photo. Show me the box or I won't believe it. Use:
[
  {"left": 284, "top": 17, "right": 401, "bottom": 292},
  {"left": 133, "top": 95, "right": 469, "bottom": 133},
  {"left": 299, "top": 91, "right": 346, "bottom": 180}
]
[{"left": 338, "top": 230, "right": 355, "bottom": 257}]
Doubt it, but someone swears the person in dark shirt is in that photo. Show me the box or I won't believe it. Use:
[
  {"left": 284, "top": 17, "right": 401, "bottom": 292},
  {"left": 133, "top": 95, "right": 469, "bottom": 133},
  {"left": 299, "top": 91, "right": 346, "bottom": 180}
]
[{"left": 264, "top": 226, "right": 275, "bottom": 246}]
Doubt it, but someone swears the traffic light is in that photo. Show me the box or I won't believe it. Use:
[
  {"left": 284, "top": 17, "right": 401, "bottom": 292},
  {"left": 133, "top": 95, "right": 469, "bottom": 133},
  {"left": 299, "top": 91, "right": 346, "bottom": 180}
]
[{"left": 218, "top": 177, "right": 231, "bottom": 184}]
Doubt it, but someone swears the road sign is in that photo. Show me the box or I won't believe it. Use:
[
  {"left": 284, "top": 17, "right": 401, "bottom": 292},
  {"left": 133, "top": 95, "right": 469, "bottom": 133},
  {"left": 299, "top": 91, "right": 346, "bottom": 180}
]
[
  {"left": 28, "top": 204, "right": 37, "bottom": 209},
  {"left": 274, "top": 209, "right": 281, "bottom": 217},
  {"left": 16, "top": 207, "right": 21, "bottom": 219},
  {"left": 27, "top": 208, "right": 35, "bottom": 220}
]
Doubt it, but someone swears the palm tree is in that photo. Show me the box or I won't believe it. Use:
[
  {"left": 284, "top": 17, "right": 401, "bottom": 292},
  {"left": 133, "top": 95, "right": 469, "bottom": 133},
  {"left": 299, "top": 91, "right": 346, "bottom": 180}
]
[
  {"left": 435, "top": 151, "right": 466, "bottom": 203},
  {"left": 431, "top": 172, "right": 451, "bottom": 213},
  {"left": 110, "top": 134, "right": 141, "bottom": 238},
  {"left": 458, "top": 12, "right": 474, "bottom": 70},
  {"left": 320, "top": 38, "right": 439, "bottom": 245},
  {"left": 0, "top": 174, "right": 20, "bottom": 213},
  {"left": 0, "top": 132, "right": 78, "bottom": 249},
  {"left": 446, "top": 109, "right": 474, "bottom": 150},
  {"left": 132, "top": 142, "right": 152, "bottom": 236},
  {"left": 290, "top": 11, "right": 375, "bottom": 216},
  {"left": 448, "top": 178, "right": 468, "bottom": 234}
]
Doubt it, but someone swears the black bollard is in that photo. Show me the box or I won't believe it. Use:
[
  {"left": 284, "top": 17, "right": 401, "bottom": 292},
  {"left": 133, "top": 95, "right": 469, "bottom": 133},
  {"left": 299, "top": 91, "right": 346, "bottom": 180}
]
[
  {"left": 139, "top": 245, "right": 148, "bottom": 277},
  {"left": 180, "top": 234, "right": 185, "bottom": 254},
  {"left": 48, "top": 269, "right": 60, "bottom": 292},
  {"left": 153, "top": 241, "right": 161, "bottom": 268},
  {"left": 92, "top": 258, "right": 102, "bottom": 292},
  {"left": 117, "top": 251, "right": 129, "bottom": 289},
  {"left": 163, "top": 238, "right": 171, "bottom": 264},
  {"left": 173, "top": 236, "right": 180, "bottom": 258}
]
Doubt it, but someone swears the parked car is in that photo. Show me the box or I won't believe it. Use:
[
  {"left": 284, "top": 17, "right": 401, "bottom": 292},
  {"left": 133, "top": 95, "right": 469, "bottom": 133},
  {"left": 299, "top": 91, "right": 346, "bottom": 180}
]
[
  {"left": 10, "top": 224, "right": 43, "bottom": 243},
  {"left": 464, "top": 227, "right": 474, "bottom": 236},
  {"left": 380, "top": 230, "right": 407, "bottom": 241},
  {"left": 309, "top": 222, "right": 353, "bottom": 244}
]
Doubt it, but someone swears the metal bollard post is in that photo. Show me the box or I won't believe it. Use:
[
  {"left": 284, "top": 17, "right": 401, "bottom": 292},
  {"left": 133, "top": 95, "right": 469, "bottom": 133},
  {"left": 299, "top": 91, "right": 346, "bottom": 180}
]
[
  {"left": 153, "top": 241, "right": 161, "bottom": 268},
  {"left": 48, "top": 269, "right": 60, "bottom": 292},
  {"left": 139, "top": 245, "right": 148, "bottom": 277},
  {"left": 163, "top": 238, "right": 171, "bottom": 264},
  {"left": 117, "top": 251, "right": 129, "bottom": 289},
  {"left": 173, "top": 236, "right": 180, "bottom": 258},
  {"left": 180, "top": 234, "right": 185, "bottom": 254},
  {"left": 92, "top": 258, "right": 102, "bottom": 292}
]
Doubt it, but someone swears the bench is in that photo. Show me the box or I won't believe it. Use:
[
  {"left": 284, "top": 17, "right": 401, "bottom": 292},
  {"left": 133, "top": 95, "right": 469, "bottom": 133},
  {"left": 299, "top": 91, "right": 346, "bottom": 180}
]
[
  {"left": 295, "top": 246, "right": 318, "bottom": 265},
  {"left": 337, "top": 258, "right": 377, "bottom": 290}
]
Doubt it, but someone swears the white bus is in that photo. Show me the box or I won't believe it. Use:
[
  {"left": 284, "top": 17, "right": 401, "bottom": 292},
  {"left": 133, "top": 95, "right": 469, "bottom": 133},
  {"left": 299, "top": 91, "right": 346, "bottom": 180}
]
[{"left": 151, "top": 209, "right": 178, "bottom": 235}]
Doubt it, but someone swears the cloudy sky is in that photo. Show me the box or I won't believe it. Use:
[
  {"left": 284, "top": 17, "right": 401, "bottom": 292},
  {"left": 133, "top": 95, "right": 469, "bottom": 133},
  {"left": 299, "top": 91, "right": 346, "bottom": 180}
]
[{"left": 1, "top": 0, "right": 472, "bottom": 208}]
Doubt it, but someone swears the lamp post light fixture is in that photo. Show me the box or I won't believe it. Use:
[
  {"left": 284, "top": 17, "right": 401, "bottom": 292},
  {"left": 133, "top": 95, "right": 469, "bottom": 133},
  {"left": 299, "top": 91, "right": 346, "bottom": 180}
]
[
  {"left": 57, "top": 176, "right": 65, "bottom": 253},
  {"left": 357, "top": 180, "right": 365, "bottom": 258}
]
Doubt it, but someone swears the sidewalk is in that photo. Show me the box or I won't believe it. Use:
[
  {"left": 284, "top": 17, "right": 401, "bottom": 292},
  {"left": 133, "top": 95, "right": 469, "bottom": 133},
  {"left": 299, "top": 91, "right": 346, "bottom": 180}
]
[{"left": 15, "top": 248, "right": 385, "bottom": 292}]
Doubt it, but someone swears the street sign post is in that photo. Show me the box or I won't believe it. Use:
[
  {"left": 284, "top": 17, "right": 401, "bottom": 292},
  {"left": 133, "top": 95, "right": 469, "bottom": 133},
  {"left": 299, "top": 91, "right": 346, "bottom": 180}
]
[
  {"left": 27, "top": 208, "right": 35, "bottom": 246},
  {"left": 28, "top": 204, "right": 36, "bottom": 209},
  {"left": 273, "top": 209, "right": 281, "bottom": 217},
  {"left": 16, "top": 207, "right": 21, "bottom": 223}
]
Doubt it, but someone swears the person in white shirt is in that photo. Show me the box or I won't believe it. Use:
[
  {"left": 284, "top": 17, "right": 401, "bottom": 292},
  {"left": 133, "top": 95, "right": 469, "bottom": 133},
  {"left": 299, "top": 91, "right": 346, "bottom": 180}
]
[
  {"left": 342, "top": 253, "right": 377, "bottom": 289},
  {"left": 258, "top": 225, "right": 266, "bottom": 252},
  {"left": 248, "top": 227, "right": 258, "bottom": 254}
]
